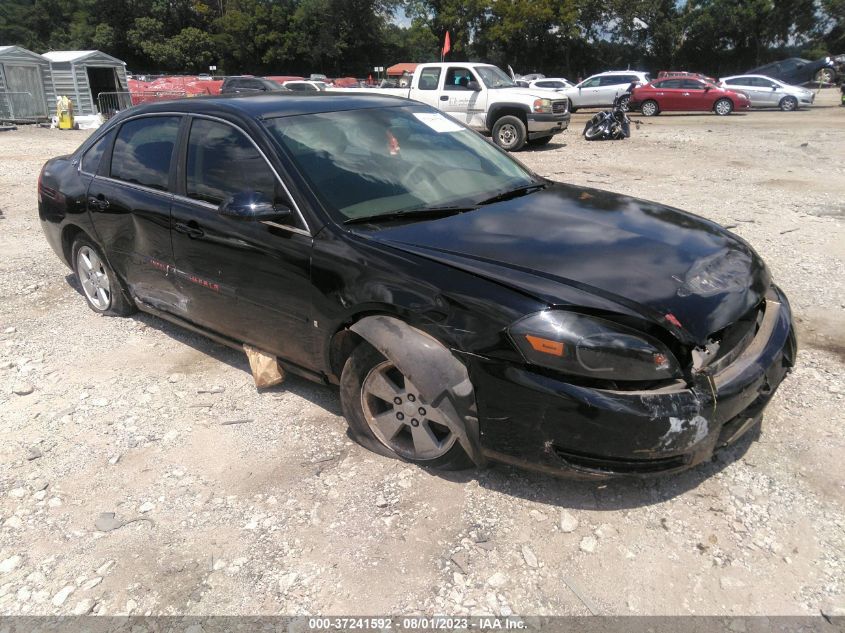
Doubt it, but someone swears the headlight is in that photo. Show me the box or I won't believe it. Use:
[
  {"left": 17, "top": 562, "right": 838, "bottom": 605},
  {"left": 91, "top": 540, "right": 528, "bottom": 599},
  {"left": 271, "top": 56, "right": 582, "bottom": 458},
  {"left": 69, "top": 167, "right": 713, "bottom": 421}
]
[
  {"left": 509, "top": 311, "right": 682, "bottom": 381},
  {"left": 533, "top": 98, "right": 552, "bottom": 113}
]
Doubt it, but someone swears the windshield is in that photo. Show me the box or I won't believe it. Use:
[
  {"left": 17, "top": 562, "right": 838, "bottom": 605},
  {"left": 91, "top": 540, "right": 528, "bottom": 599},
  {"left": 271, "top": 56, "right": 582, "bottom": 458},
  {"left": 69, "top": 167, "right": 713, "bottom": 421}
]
[
  {"left": 264, "top": 105, "right": 535, "bottom": 222},
  {"left": 476, "top": 66, "right": 516, "bottom": 89}
]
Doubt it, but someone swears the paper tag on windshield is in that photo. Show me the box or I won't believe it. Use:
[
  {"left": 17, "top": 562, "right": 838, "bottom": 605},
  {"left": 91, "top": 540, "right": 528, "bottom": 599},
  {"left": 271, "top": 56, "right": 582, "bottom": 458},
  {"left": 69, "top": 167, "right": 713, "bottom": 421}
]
[{"left": 413, "top": 112, "right": 464, "bottom": 133}]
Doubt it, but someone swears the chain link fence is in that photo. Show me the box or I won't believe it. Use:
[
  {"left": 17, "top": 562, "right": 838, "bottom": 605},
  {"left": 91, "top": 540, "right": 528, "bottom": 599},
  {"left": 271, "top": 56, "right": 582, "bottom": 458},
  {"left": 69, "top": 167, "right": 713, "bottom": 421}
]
[{"left": 97, "top": 90, "right": 192, "bottom": 119}]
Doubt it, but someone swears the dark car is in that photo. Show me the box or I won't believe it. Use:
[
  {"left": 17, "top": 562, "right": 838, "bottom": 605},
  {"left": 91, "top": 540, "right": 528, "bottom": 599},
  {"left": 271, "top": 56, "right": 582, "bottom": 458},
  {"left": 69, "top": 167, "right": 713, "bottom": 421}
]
[
  {"left": 220, "top": 76, "right": 286, "bottom": 94},
  {"left": 37, "top": 94, "right": 796, "bottom": 478},
  {"left": 747, "top": 57, "right": 837, "bottom": 85}
]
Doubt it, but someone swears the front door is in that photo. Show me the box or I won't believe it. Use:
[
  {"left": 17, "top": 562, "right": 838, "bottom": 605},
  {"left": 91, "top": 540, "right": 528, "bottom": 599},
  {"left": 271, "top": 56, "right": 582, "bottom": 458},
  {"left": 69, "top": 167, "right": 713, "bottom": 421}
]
[
  {"left": 438, "top": 66, "right": 485, "bottom": 125},
  {"left": 680, "top": 79, "right": 711, "bottom": 110},
  {"left": 169, "top": 116, "right": 314, "bottom": 368},
  {"left": 574, "top": 76, "right": 602, "bottom": 107},
  {"left": 87, "top": 114, "right": 182, "bottom": 308},
  {"left": 3, "top": 64, "right": 48, "bottom": 119}
]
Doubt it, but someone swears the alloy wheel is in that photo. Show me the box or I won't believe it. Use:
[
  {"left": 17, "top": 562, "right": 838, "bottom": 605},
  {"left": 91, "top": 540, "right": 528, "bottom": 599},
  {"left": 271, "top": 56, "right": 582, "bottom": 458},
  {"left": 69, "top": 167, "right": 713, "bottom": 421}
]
[
  {"left": 361, "top": 360, "right": 457, "bottom": 461},
  {"left": 641, "top": 101, "right": 658, "bottom": 116},
  {"left": 715, "top": 99, "right": 732, "bottom": 115},
  {"left": 76, "top": 246, "right": 111, "bottom": 310}
]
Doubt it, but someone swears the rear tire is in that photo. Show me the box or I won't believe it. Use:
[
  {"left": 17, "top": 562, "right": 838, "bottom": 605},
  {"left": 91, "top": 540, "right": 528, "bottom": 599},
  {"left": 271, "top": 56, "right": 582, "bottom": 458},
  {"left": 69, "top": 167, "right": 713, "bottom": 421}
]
[
  {"left": 491, "top": 115, "right": 527, "bottom": 151},
  {"left": 641, "top": 100, "right": 659, "bottom": 116},
  {"left": 779, "top": 96, "right": 798, "bottom": 111},
  {"left": 815, "top": 68, "right": 835, "bottom": 84},
  {"left": 72, "top": 235, "right": 136, "bottom": 316},
  {"left": 714, "top": 98, "right": 733, "bottom": 115},
  {"left": 340, "top": 342, "right": 473, "bottom": 470}
]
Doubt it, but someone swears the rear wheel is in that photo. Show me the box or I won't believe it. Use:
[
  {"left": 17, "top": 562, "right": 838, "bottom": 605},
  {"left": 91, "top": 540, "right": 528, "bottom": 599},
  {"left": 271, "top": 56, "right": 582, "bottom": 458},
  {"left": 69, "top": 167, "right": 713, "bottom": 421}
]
[
  {"left": 779, "top": 96, "right": 798, "bottom": 111},
  {"left": 340, "top": 343, "right": 472, "bottom": 469},
  {"left": 72, "top": 236, "right": 135, "bottom": 316},
  {"left": 640, "top": 100, "right": 659, "bottom": 116},
  {"left": 815, "top": 68, "right": 835, "bottom": 84},
  {"left": 491, "top": 115, "right": 527, "bottom": 151},
  {"left": 617, "top": 94, "right": 630, "bottom": 111},
  {"left": 714, "top": 98, "right": 733, "bottom": 115}
]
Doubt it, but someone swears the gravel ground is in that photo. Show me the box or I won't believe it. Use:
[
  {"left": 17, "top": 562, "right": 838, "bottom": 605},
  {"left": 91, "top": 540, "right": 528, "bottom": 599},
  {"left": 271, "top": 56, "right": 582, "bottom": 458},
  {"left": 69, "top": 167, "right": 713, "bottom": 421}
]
[{"left": 0, "top": 90, "right": 843, "bottom": 618}]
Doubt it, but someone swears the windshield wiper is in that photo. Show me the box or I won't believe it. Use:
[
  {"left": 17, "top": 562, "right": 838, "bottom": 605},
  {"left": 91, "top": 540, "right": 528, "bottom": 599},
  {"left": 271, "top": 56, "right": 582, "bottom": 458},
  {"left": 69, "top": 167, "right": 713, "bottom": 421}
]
[
  {"left": 477, "top": 183, "right": 546, "bottom": 206},
  {"left": 343, "top": 205, "right": 477, "bottom": 226}
]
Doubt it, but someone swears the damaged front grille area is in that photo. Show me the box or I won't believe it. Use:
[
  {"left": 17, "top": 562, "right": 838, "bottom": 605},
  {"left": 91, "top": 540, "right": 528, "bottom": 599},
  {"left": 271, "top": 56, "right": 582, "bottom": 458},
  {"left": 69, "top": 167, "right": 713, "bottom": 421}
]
[{"left": 693, "top": 300, "right": 765, "bottom": 374}]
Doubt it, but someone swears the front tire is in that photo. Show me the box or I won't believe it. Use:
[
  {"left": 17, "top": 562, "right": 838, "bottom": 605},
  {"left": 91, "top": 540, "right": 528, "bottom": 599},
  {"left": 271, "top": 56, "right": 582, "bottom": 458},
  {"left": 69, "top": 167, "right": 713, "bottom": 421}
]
[
  {"left": 641, "top": 100, "right": 659, "bottom": 116},
  {"left": 714, "top": 98, "right": 733, "bottom": 115},
  {"left": 815, "top": 68, "right": 835, "bottom": 84},
  {"left": 779, "top": 96, "right": 798, "bottom": 111},
  {"left": 491, "top": 115, "right": 527, "bottom": 151},
  {"left": 72, "top": 236, "right": 136, "bottom": 316},
  {"left": 340, "top": 343, "right": 472, "bottom": 470}
]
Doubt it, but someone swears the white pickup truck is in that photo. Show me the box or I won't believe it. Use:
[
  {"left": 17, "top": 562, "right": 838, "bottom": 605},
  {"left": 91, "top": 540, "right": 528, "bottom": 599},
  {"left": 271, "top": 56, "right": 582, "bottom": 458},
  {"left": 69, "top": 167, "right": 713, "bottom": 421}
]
[{"left": 335, "top": 63, "right": 570, "bottom": 151}]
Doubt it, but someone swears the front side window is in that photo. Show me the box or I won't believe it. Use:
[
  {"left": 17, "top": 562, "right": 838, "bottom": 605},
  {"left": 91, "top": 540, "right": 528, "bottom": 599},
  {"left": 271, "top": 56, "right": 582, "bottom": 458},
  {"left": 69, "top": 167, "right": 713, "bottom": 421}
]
[
  {"left": 265, "top": 105, "right": 536, "bottom": 222},
  {"left": 111, "top": 116, "right": 180, "bottom": 191},
  {"left": 681, "top": 79, "right": 706, "bottom": 90},
  {"left": 185, "top": 118, "right": 279, "bottom": 207},
  {"left": 418, "top": 67, "right": 441, "bottom": 90},
  {"left": 580, "top": 77, "right": 601, "bottom": 88},
  {"left": 444, "top": 67, "right": 475, "bottom": 90}
]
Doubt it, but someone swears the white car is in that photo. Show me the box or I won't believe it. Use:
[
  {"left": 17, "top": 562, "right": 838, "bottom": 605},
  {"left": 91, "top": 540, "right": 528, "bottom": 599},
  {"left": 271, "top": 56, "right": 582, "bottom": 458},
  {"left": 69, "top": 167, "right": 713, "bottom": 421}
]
[
  {"left": 283, "top": 80, "right": 329, "bottom": 92},
  {"left": 718, "top": 75, "right": 815, "bottom": 111},
  {"left": 565, "top": 71, "right": 650, "bottom": 111},
  {"left": 528, "top": 78, "right": 575, "bottom": 91}
]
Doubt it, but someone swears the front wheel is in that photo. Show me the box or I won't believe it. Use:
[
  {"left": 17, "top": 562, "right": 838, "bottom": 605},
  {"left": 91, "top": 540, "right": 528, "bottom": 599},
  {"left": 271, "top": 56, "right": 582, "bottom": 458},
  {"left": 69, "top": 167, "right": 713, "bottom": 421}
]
[
  {"left": 714, "top": 98, "right": 733, "bottom": 115},
  {"left": 340, "top": 343, "right": 473, "bottom": 470},
  {"left": 491, "top": 115, "right": 527, "bottom": 151},
  {"left": 779, "top": 96, "right": 798, "bottom": 111},
  {"left": 72, "top": 236, "right": 136, "bottom": 316},
  {"left": 640, "top": 100, "right": 659, "bottom": 116}
]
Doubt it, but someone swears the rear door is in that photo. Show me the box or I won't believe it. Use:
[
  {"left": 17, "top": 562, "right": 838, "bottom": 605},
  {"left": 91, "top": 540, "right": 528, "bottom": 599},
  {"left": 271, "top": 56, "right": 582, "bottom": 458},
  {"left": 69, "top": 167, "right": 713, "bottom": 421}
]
[
  {"left": 86, "top": 114, "right": 182, "bottom": 308},
  {"left": 723, "top": 77, "right": 759, "bottom": 105},
  {"left": 169, "top": 116, "right": 314, "bottom": 367},
  {"left": 411, "top": 66, "right": 444, "bottom": 109}
]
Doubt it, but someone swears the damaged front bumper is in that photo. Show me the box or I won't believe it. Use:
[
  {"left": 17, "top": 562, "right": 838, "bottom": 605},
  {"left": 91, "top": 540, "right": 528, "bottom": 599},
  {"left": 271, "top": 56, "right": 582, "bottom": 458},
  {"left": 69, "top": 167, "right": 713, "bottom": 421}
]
[{"left": 470, "top": 286, "right": 796, "bottom": 477}]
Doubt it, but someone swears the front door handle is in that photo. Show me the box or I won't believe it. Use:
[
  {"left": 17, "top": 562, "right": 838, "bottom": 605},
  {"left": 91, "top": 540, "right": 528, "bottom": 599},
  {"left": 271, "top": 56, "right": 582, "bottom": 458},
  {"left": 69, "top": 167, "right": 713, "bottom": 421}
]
[
  {"left": 440, "top": 95, "right": 449, "bottom": 101},
  {"left": 174, "top": 222, "right": 205, "bottom": 239}
]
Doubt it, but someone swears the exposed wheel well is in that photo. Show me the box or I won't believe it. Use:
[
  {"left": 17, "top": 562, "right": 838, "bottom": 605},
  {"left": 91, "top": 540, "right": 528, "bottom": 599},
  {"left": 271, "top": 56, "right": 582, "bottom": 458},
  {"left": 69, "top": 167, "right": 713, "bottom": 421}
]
[
  {"left": 328, "top": 327, "right": 364, "bottom": 382},
  {"left": 61, "top": 225, "right": 88, "bottom": 267},
  {"left": 488, "top": 107, "right": 527, "bottom": 131}
]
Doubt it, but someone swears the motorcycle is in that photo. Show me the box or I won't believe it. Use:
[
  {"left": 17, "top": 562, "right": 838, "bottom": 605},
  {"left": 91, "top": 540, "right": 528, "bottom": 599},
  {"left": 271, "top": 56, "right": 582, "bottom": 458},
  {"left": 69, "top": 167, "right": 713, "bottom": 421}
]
[{"left": 583, "top": 93, "right": 631, "bottom": 141}]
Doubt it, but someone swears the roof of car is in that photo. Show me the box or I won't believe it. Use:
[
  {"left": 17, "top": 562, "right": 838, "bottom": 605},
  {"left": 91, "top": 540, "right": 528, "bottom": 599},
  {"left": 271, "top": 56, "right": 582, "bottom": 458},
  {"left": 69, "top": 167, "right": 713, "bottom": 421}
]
[{"left": 124, "top": 92, "right": 413, "bottom": 119}]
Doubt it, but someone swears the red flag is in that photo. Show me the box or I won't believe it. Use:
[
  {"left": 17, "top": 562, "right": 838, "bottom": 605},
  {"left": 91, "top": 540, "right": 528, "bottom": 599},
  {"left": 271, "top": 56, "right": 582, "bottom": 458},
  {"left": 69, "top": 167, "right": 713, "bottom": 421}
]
[{"left": 442, "top": 31, "right": 451, "bottom": 58}]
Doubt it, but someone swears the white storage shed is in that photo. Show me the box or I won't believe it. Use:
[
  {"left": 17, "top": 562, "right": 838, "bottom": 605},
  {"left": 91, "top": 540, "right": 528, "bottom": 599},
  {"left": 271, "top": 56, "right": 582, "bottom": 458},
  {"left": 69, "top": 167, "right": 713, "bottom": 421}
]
[
  {"left": 0, "top": 45, "right": 55, "bottom": 121},
  {"left": 43, "top": 50, "right": 129, "bottom": 116}
]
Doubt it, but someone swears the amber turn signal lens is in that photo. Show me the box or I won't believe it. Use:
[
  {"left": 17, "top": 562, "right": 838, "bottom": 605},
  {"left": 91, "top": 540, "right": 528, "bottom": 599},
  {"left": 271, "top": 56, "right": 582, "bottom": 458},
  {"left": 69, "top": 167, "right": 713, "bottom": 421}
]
[{"left": 525, "top": 335, "right": 565, "bottom": 356}]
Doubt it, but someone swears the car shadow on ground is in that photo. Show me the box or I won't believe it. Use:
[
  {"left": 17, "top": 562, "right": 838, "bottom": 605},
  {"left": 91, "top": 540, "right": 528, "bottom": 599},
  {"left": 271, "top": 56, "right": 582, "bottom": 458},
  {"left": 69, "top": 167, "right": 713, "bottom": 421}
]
[
  {"left": 66, "top": 274, "right": 757, "bottom": 509},
  {"left": 427, "top": 428, "right": 759, "bottom": 511}
]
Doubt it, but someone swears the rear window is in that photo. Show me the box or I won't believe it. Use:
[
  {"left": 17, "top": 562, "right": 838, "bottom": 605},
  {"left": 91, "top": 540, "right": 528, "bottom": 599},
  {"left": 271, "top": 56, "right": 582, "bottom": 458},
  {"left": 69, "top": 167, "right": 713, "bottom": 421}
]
[
  {"left": 81, "top": 130, "right": 114, "bottom": 174},
  {"left": 110, "top": 116, "right": 180, "bottom": 191}
]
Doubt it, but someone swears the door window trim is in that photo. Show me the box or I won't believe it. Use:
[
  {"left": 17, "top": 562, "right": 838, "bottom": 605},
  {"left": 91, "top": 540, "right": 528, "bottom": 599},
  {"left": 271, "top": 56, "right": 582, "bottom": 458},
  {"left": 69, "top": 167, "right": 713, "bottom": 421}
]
[{"left": 177, "top": 113, "right": 310, "bottom": 237}]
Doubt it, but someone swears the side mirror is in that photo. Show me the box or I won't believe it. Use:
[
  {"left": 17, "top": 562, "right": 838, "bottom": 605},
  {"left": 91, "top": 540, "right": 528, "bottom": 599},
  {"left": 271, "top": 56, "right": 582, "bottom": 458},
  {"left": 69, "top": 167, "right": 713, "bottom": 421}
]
[
  {"left": 467, "top": 80, "right": 481, "bottom": 91},
  {"left": 772, "top": 85, "right": 778, "bottom": 90},
  {"left": 704, "top": 85, "right": 711, "bottom": 91},
  {"left": 219, "top": 191, "right": 292, "bottom": 222}
]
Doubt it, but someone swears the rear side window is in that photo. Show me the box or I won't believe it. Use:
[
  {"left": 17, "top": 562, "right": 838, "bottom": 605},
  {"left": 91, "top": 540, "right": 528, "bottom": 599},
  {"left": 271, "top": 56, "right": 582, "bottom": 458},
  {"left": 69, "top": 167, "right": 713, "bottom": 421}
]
[
  {"left": 418, "top": 67, "right": 441, "bottom": 90},
  {"left": 81, "top": 130, "right": 114, "bottom": 174},
  {"left": 111, "top": 116, "right": 180, "bottom": 191},
  {"left": 723, "top": 78, "right": 743, "bottom": 85},
  {"left": 186, "top": 118, "right": 278, "bottom": 207}
]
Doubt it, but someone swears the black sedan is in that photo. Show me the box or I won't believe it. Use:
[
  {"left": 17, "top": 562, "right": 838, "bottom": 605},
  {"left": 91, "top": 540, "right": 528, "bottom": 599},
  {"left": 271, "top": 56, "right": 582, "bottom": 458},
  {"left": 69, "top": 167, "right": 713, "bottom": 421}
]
[
  {"left": 747, "top": 56, "right": 837, "bottom": 85},
  {"left": 38, "top": 93, "right": 796, "bottom": 477}
]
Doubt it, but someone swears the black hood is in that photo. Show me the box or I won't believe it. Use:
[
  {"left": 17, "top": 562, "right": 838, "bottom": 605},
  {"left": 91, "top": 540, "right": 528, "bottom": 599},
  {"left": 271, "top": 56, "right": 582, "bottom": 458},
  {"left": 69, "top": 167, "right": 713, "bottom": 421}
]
[{"left": 359, "top": 183, "right": 770, "bottom": 345}]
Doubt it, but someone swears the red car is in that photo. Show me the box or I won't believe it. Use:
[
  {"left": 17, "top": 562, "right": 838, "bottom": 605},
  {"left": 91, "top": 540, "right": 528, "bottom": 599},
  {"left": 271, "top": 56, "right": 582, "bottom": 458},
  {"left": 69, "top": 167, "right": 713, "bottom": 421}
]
[{"left": 629, "top": 77, "right": 751, "bottom": 116}]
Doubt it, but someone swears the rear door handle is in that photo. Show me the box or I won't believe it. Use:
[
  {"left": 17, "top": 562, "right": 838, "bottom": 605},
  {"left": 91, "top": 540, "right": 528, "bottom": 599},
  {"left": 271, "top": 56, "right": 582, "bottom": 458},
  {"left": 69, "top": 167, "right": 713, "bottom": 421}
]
[
  {"left": 88, "top": 196, "right": 109, "bottom": 210},
  {"left": 174, "top": 222, "right": 205, "bottom": 239}
]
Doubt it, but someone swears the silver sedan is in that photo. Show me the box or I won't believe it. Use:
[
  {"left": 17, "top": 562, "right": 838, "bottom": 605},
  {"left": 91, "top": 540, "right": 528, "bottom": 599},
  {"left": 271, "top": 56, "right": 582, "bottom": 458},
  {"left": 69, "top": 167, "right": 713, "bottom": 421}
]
[{"left": 718, "top": 75, "right": 815, "bottom": 111}]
